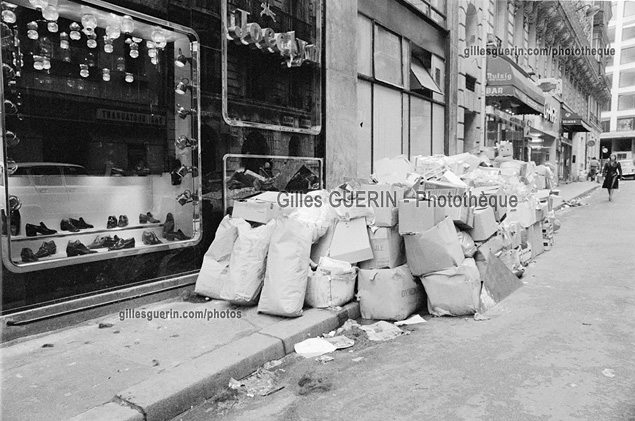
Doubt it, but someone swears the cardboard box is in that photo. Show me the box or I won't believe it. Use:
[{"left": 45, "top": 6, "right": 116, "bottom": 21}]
[
  {"left": 404, "top": 217, "right": 465, "bottom": 276},
  {"left": 398, "top": 199, "right": 437, "bottom": 234},
  {"left": 416, "top": 179, "right": 469, "bottom": 197},
  {"left": 468, "top": 206, "right": 498, "bottom": 241},
  {"left": 438, "top": 203, "right": 475, "bottom": 230},
  {"left": 519, "top": 244, "right": 532, "bottom": 265},
  {"left": 359, "top": 225, "right": 406, "bottom": 269},
  {"left": 470, "top": 187, "right": 507, "bottom": 222},
  {"left": 232, "top": 193, "right": 283, "bottom": 224},
  {"left": 310, "top": 217, "right": 373, "bottom": 264},
  {"left": 527, "top": 221, "right": 545, "bottom": 259},
  {"left": 476, "top": 232, "right": 505, "bottom": 259},
  {"left": 534, "top": 175, "right": 547, "bottom": 189},
  {"left": 305, "top": 270, "right": 357, "bottom": 308},
  {"left": 358, "top": 183, "right": 405, "bottom": 227},
  {"left": 374, "top": 155, "right": 414, "bottom": 184},
  {"left": 358, "top": 264, "right": 424, "bottom": 321}
]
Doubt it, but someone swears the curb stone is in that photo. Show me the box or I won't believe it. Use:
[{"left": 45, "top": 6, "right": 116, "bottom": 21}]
[
  {"left": 68, "top": 302, "right": 360, "bottom": 421},
  {"left": 553, "top": 185, "right": 600, "bottom": 211}
]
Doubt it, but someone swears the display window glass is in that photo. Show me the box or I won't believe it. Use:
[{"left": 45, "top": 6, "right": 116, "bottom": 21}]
[
  {"left": 221, "top": 0, "right": 322, "bottom": 135},
  {"left": 1, "top": 0, "right": 201, "bottom": 272}
]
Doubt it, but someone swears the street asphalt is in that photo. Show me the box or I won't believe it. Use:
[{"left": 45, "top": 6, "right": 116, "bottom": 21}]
[{"left": 173, "top": 181, "right": 635, "bottom": 421}]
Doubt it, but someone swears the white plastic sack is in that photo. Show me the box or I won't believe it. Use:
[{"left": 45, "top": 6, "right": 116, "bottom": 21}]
[
  {"left": 457, "top": 231, "right": 477, "bottom": 257},
  {"left": 421, "top": 258, "right": 481, "bottom": 317},
  {"left": 305, "top": 265, "right": 357, "bottom": 308},
  {"left": 287, "top": 190, "right": 337, "bottom": 243},
  {"left": 220, "top": 219, "right": 277, "bottom": 305},
  {"left": 258, "top": 216, "right": 313, "bottom": 317},
  {"left": 195, "top": 215, "right": 247, "bottom": 299}
]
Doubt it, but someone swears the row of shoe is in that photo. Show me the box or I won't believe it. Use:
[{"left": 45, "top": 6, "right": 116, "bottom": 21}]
[
  {"left": 26, "top": 222, "right": 57, "bottom": 237},
  {"left": 107, "top": 215, "right": 128, "bottom": 229},
  {"left": 61, "top": 217, "right": 94, "bottom": 232},
  {"left": 67, "top": 235, "right": 136, "bottom": 256},
  {"left": 139, "top": 212, "right": 160, "bottom": 224},
  {"left": 21, "top": 241, "right": 57, "bottom": 262},
  {"left": 162, "top": 213, "right": 191, "bottom": 241}
]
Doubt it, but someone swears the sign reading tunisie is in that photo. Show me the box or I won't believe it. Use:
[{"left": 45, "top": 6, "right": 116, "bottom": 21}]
[{"left": 226, "top": 7, "right": 320, "bottom": 68}]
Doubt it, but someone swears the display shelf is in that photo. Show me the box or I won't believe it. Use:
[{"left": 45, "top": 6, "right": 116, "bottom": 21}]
[{"left": 11, "top": 223, "right": 164, "bottom": 242}]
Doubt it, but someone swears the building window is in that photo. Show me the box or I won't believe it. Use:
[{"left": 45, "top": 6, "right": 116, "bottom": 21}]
[
  {"left": 623, "top": 25, "right": 635, "bottom": 42},
  {"left": 625, "top": 1, "right": 635, "bottom": 18},
  {"left": 620, "top": 46, "right": 635, "bottom": 65},
  {"left": 619, "top": 69, "right": 635, "bottom": 88},
  {"left": 357, "top": 15, "right": 373, "bottom": 76},
  {"left": 601, "top": 120, "right": 610, "bottom": 132},
  {"left": 617, "top": 93, "right": 635, "bottom": 111},
  {"left": 374, "top": 25, "right": 403, "bottom": 86},
  {"left": 402, "top": 0, "right": 447, "bottom": 26},
  {"left": 608, "top": 26, "right": 615, "bottom": 44},
  {"left": 356, "top": 14, "right": 445, "bottom": 173},
  {"left": 465, "top": 74, "right": 476, "bottom": 92},
  {"left": 617, "top": 117, "right": 634, "bottom": 131}
]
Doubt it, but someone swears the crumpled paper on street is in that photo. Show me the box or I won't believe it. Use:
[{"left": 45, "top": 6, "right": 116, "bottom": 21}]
[
  {"left": 294, "top": 337, "right": 337, "bottom": 358},
  {"left": 360, "top": 321, "right": 404, "bottom": 341}
]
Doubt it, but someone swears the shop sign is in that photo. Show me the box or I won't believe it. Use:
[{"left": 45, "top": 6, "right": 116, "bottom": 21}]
[
  {"left": 226, "top": 7, "right": 320, "bottom": 67},
  {"left": 282, "top": 115, "right": 295, "bottom": 126},
  {"left": 96, "top": 109, "right": 166, "bottom": 125},
  {"left": 542, "top": 103, "right": 557, "bottom": 124},
  {"left": 300, "top": 118, "right": 312, "bottom": 129}
]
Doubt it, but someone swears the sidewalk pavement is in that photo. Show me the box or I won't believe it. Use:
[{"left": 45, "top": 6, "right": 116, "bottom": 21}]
[
  {"left": 0, "top": 181, "right": 601, "bottom": 421},
  {"left": 0, "top": 295, "right": 359, "bottom": 421},
  {"left": 552, "top": 180, "right": 601, "bottom": 210}
]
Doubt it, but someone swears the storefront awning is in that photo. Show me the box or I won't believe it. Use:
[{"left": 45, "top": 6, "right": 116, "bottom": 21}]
[
  {"left": 485, "top": 56, "right": 545, "bottom": 115},
  {"left": 561, "top": 111, "right": 591, "bottom": 133}
]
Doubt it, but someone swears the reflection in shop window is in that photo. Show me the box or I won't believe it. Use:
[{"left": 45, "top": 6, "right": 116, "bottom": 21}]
[
  {"left": 374, "top": 25, "right": 403, "bottom": 87},
  {"left": 2, "top": 0, "right": 201, "bottom": 271}
]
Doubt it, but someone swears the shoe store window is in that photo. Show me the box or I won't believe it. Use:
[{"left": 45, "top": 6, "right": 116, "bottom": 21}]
[{"left": 1, "top": 0, "right": 201, "bottom": 273}]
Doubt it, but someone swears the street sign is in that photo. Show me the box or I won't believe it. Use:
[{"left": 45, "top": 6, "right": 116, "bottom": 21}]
[{"left": 587, "top": 140, "right": 595, "bottom": 147}]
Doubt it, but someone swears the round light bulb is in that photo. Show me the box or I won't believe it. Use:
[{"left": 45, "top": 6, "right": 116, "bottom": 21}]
[
  {"left": 59, "top": 32, "right": 69, "bottom": 49},
  {"left": 47, "top": 21, "right": 58, "bottom": 32},
  {"left": 105, "top": 23, "right": 120, "bottom": 40},
  {"left": 125, "top": 72, "right": 133, "bottom": 83},
  {"left": 116, "top": 56, "right": 125, "bottom": 71},
  {"left": 81, "top": 14, "right": 97, "bottom": 31},
  {"left": 42, "top": 57, "right": 51, "bottom": 69},
  {"left": 27, "top": 21, "right": 38, "bottom": 40},
  {"left": 87, "top": 33, "right": 97, "bottom": 48},
  {"left": 151, "top": 29, "right": 166, "bottom": 49},
  {"left": 102, "top": 68, "right": 110, "bottom": 81},
  {"left": 148, "top": 48, "right": 157, "bottom": 58},
  {"left": 2, "top": 10, "right": 16, "bottom": 24},
  {"left": 80, "top": 64, "right": 89, "bottom": 77},
  {"left": 42, "top": 5, "right": 58, "bottom": 21},
  {"left": 28, "top": 0, "right": 47, "bottom": 11},
  {"left": 69, "top": 22, "right": 81, "bottom": 40},
  {"left": 129, "top": 43, "right": 138, "bottom": 58},
  {"left": 150, "top": 56, "right": 157, "bottom": 65},
  {"left": 103, "top": 37, "right": 113, "bottom": 53},
  {"left": 121, "top": 15, "right": 134, "bottom": 34},
  {"left": 33, "top": 55, "right": 43, "bottom": 70}
]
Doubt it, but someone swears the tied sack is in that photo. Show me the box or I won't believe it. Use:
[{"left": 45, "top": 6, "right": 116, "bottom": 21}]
[
  {"left": 421, "top": 258, "right": 481, "bottom": 317},
  {"left": 195, "top": 215, "right": 247, "bottom": 299},
  {"left": 258, "top": 216, "right": 313, "bottom": 317},
  {"left": 220, "top": 219, "right": 277, "bottom": 305}
]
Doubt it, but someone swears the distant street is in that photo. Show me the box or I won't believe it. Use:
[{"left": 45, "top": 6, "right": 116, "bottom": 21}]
[{"left": 174, "top": 182, "right": 635, "bottom": 421}]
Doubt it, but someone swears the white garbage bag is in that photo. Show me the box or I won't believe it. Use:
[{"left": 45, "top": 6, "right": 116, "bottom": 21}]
[
  {"left": 258, "top": 216, "right": 313, "bottom": 317},
  {"left": 220, "top": 219, "right": 277, "bottom": 305},
  {"left": 195, "top": 215, "right": 248, "bottom": 299}
]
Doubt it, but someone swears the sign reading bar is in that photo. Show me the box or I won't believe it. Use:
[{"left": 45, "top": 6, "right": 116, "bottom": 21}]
[
  {"left": 96, "top": 109, "right": 166, "bottom": 125},
  {"left": 226, "top": 7, "right": 320, "bottom": 67}
]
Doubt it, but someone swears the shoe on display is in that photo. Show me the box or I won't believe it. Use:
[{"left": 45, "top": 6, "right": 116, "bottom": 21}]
[
  {"left": 66, "top": 240, "right": 98, "bottom": 257},
  {"left": 88, "top": 235, "right": 116, "bottom": 249},
  {"left": 142, "top": 231, "right": 163, "bottom": 245},
  {"left": 10, "top": 208, "right": 20, "bottom": 236},
  {"left": 26, "top": 222, "right": 58, "bottom": 237},
  {"left": 107, "top": 216, "right": 117, "bottom": 229},
  {"left": 118, "top": 215, "right": 129, "bottom": 228},
  {"left": 21, "top": 247, "right": 37, "bottom": 262},
  {"left": 139, "top": 213, "right": 148, "bottom": 224},
  {"left": 146, "top": 212, "right": 160, "bottom": 223},
  {"left": 60, "top": 219, "right": 80, "bottom": 232},
  {"left": 166, "top": 229, "right": 191, "bottom": 241},
  {"left": 163, "top": 213, "right": 175, "bottom": 238},
  {"left": 70, "top": 217, "right": 94, "bottom": 229},
  {"left": 34, "top": 241, "right": 57, "bottom": 259},
  {"left": 108, "top": 237, "right": 135, "bottom": 251}
]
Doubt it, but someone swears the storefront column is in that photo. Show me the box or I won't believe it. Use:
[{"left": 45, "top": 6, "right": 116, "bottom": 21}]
[
  {"left": 446, "top": 0, "right": 459, "bottom": 156},
  {"left": 325, "top": 0, "right": 358, "bottom": 188}
]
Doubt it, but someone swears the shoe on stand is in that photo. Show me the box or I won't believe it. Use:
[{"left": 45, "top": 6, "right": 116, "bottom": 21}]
[
  {"left": 61, "top": 219, "right": 80, "bottom": 232},
  {"left": 35, "top": 241, "right": 57, "bottom": 259},
  {"left": 21, "top": 247, "right": 37, "bottom": 262},
  {"left": 88, "top": 235, "right": 116, "bottom": 249},
  {"left": 70, "top": 217, "right": 93, "bottom": 229},
  {"left": 107, "top": 216, "right": 118, "bottom": 229},
  {"left": 163, "top": 213, "right": 175, "bottom": 238},
  {"left": 108, "top": 237, "right": 135, "bottom": 251},
  {"left": 26, "top": 222, "right": 57, "bottom": 236},
  {"left": 142, "top": 231, "right": 163, "bottom": 245},
  {"left": 146, "top": 212, "right": 160, "bottom": 223},
  {"left": 67, "top": 240, "right": 98, "bottom": 256},
  {"left": 118, "top": 215, "right": 129, "bottom": 227},
  {"left": 166, "top": 229, "right": 191, "bottom": 241}
]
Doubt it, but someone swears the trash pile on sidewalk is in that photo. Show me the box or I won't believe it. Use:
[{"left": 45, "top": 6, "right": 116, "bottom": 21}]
[{"left": 195, "top": 143, "right": 561, "bottom": 321}]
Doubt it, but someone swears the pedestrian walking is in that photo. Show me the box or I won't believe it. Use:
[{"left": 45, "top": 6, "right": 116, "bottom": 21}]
[
  {"left": 587, "top": 157, "right": 600, "bottom": 182},
  {"left": 602, "top": 154, "right": 622, "bottom": 202}
]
